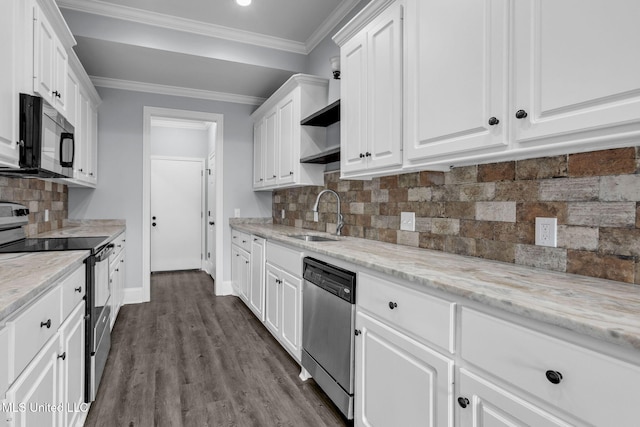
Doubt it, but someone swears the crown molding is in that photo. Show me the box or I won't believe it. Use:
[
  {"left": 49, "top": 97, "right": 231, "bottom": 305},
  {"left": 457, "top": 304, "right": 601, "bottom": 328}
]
[
  {"left": 305, "top": 0, "right": 362, "bottom": 53},
  {"left": 333, "top": 0, "right": 396, "bottom": 46},
  {"left": 90, "top": 76, "right": 266, "bottom": 106},
  {"left": 56, "top": 0, "right": 308, "bottom": 54}
]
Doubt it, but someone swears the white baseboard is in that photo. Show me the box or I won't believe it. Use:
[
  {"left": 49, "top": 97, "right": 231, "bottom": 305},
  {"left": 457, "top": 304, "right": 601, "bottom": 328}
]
[
  {"left": 216, "top": 280, "right": 236, "bottom": 296},
  {"left": 123, "top": 287, "right": 148, "bottom": 304}
]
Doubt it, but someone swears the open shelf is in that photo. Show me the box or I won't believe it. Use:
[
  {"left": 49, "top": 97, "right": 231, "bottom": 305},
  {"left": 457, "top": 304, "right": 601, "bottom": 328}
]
[
  {"left": 300, "top": 147, "right": 340, "bottom": 164},
  {"left": 300, "top": 99, "right": 340, "bottom": 127}
]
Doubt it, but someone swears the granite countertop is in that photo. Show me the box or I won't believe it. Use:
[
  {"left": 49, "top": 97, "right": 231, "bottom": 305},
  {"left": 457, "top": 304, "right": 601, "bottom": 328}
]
[
  {"left": 0, "top": 220, "right": 126, "bottom": 325},
  {"left": 230, "top": 219, "right": 640, "bottom": 352}
]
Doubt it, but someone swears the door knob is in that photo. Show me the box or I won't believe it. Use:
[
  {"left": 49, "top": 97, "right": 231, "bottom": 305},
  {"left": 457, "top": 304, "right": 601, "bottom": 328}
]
[
  {"left": 488, "top": 117, "right": 500, "bottom": 126},
  {"left": 152, "top": 216, "right": 156, "bottom": 220},
  {"left": 209, "top": 221, "right": 215, "bottom": 225},
  {"left": 152, "top": 222, "right": 156, "bottom": 227},
  {"left": 515, "top": 109, "right": 528, "bottom": 119},
  {"left": 457, "top": 397, "right": 470, "bottom": 408}
]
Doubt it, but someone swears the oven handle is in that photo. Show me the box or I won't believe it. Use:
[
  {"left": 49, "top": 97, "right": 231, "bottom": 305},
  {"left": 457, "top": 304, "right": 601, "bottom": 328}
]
[{"left": 95, "top": 243, "right": 114, "bottom": 262}]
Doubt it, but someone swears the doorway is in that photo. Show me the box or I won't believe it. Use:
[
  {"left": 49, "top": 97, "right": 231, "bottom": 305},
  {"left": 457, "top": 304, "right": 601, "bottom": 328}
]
[
  {"left": 150, "top": 156, "right": 204, "bottom": 272},
  {"left": 142, "top": 107, "right": 224, "bottom": 302}
]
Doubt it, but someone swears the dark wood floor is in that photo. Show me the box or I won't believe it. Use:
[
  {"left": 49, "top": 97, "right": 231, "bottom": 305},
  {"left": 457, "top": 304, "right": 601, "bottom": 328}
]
[{"left": 84, "top": 271, "right": 350, "bottom": 427}]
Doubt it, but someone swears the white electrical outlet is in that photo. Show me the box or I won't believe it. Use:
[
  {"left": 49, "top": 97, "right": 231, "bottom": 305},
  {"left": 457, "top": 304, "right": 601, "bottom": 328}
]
[
  {"left": 234, "top": 208, "right": 240, "bottom": 218},
  {"left": 44, "top": 209, "right": 49, "bottom": 222},
  {"left": 313, "top": 211, "right": 319, "bottom": 222},
  {"left": 535, "top": 217, "right": 557, "bottom": 247},
  {"left": 400, "top": 212, "right": 416, "bottom": 232},
  {"left": 281, "top": 209, "right": 285, "bottom": 219}
]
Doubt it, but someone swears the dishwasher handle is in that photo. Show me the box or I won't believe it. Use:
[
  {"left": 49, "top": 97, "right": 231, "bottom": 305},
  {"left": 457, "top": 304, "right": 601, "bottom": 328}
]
[{"left": 95, "top": 243, "right": 114, "bottom": 262}]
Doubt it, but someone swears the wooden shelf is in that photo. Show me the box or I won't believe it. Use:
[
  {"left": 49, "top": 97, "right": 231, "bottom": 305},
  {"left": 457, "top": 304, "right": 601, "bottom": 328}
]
[{"left": 300, "top": 100, "right": 340, "bottom": 127}]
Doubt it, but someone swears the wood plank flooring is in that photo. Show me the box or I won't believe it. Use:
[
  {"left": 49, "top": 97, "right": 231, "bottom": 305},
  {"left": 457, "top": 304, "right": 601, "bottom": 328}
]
[{"left": 84, "top": 271, "right": 350, "bottom": 427}]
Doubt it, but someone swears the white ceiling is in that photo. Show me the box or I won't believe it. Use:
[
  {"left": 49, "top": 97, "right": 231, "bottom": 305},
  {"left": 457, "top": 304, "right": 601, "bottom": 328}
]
[{"left": 57, "top": 0, "right": 365, "bottom": 105}]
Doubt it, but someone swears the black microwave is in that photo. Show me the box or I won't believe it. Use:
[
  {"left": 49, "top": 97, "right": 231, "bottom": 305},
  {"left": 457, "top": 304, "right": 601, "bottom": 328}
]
[{"left": 0, "top": 94, "right": 75, "bottom": 179}]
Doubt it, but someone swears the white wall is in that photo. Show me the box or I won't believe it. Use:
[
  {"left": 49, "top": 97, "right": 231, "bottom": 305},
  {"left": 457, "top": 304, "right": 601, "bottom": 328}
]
[{"left": 68, "top": 87, "right": 272, "bottom": 291}]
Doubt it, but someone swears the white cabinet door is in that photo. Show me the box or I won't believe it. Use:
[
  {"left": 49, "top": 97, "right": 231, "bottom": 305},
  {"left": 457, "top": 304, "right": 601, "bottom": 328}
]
[
  {"left": 263, "top": 109, "right": 278, "bottom": 187},
  {"left": 76, "top": 89, "right": 90, "bottom": 181},
  {"left": 252, "top": 120, "right": 265, "bottom": 188},
  {"left": 355, "top": 311, "right": 453, "bottom": 427},
  {"left": 457, "top": 369, "right": 572, "bottom": 427},
  {"left": 88, "top": 105, "right": 98, "bottom": 184},
  {"left": 231, "top": 246, "right": 249, "bottom": 303},
  {"left": 53, "top": 39, "right": 68, "bottom": 114},
  {"left": 33, "top": 5, "right": 56, "bottom": 106},
  {"left": 59, "top": 304, "right": 85, "bottom": 427},
  {"left": 249, "top": 237, "right": 266, "bottom": 321},
  {"left": 280, "top": 269, "right": 301, "bottom": 360},
  {"left": 513, "top": 0, "right": 640, "bottom": 148},
  {"left": 366, "top": 2, "right": 403, "bottom": 171},
  {"left": 0, "top": 0, "right": 19, "bottom": 167},
  {"left": 405, "top": 0, "right": 509, "bottom": 164},
  {"left": 6, "top": 336, "right": 61, "bottom": 427},
  {"left": 277, "top": 93, "right": 298, "bottom": 185},
  {"left": 340, "top": 32, "right": 368, "bottom": 175},
  {"left": 65, "top": 68, "right": 79, "bottom": 128},
  {"left": 264, "top": 263, "right": 281, "bottom": 336},
  {"left": 339, "top": 1, "right": 403, "bottom": 177}
]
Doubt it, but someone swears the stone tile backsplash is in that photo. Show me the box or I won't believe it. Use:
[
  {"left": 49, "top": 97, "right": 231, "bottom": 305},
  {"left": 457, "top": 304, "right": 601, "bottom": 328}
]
[
  {"left": 0, "top": 177, "right": 68, "bottom": 236},
  {"left": 273, "top": 147, "right": 640, "bottom": 285}
]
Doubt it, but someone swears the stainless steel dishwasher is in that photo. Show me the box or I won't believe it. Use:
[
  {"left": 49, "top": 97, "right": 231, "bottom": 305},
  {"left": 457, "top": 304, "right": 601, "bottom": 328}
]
[{"left": 302, "top": 257, "right": 356, "bottom": 420}]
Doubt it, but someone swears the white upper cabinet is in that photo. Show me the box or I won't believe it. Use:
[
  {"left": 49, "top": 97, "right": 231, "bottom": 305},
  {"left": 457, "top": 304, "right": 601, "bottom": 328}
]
[
  {"left": 404, "top": 0, "right": 510, "bottom": 166},
  {"left": 402, "top": 0, "right": 640, "bottom": 169},
  {"left": 512, "top": 0, "right": 640, "bottom": 150},
  {"left": 334, "top": 0, "right": 404, "bottom": 178},
  {"left": 33, "top": 2, "right": 69, "bottom": 114},
  {"left": 0, "top": 0, "right": 20, "bottom": 167},
  {"left": 251, "top": 74, "right": 328, "bottom": 191}
]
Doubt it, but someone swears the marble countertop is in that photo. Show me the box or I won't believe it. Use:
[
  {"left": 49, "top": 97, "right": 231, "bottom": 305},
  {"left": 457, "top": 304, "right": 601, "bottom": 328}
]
[
  {"left": 230, "top": 219, "right": 640, "bottom": 352},
  {"left": 0, "top": 251, "right": 88, "bottom": 325},
  {"left": 0, "top": 220, "right": 126, "bottom": 325}
]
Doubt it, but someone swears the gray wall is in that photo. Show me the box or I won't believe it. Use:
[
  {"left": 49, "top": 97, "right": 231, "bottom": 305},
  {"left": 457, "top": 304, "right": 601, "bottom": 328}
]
[
  {"left": 150, "top": 126, "right": 210, "bottom": 159},
  {"left": 68, "top": 87, "right": 271, "bottom": 290}
]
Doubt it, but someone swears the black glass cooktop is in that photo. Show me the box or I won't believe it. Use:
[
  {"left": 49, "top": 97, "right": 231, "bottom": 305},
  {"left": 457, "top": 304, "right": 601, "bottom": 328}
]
[{"left": 0, "top": 236, "right": 109, "bottom": 253}]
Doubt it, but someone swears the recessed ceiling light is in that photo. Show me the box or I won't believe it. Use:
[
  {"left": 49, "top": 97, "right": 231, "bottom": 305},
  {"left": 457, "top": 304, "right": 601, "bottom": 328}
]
[{"left": 236, "top": 0, "right": 251, "bottom": 6}]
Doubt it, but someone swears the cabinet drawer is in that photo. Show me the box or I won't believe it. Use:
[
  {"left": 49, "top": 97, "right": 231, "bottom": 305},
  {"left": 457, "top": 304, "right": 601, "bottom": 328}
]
[
  {"left": 461, "top": 308, "right": 640, "bottom": 427},
  {"left": 61, "top": 265, "right": 85, "bottom": 322},
  {"left": 266, "top": 241, "right": 303, "bottom": 276},
  {"left": 231, "top": 229, "right": 251, "bottom": 252},
  {"left": 358, "top": 272, "right": 455, "bottom": 353},
  {"left": 9, "top": 286, "right": 62, "bottom": 379}
]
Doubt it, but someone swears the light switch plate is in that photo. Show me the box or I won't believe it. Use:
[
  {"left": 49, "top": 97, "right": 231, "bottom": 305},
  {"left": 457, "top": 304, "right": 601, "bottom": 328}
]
[{"left": 400, "top": 212, "right": 415, "bottom": 232}]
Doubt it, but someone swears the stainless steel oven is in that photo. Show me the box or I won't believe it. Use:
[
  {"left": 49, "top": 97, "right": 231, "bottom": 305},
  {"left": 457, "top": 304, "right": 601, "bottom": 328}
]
[
  {"left": 0, "top": 202, "right": 115, "bottom": 403},
  {"left": 301, "top": 257, "right": 356, "bottom": 420},
  {"left": 87, "top": 242, "right": 114, "bottom": 401}
]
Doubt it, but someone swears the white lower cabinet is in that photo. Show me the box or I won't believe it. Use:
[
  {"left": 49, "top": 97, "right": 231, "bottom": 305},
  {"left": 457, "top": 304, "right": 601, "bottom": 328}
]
[
  {"left": 264, "top": 263, "right": 302, "bottom": 361},
  {"left": 457, "top": 369, "right": 572, "bottom": 427},
  {"left": 58, "top": 304, "right": 85, "bottom": 427},
  {"left": 3, "top": 264, "right": 86, "bottom": 427},
  {"left": 231, "top": 245, "right": 251, "bottom": 303},
  {"left": 109, "top": 231, "right": 126, "bottom": 329},
  {"left": 249, "top": 236, "right": 266, "bottom": 321},
  {"left": 355, "top": 311, "right": 453, "bottom": 427},
  {"left": 459, "top": 307, "right": 640, "bottom": 427},
  {"left": 264, "top": 241, "right": 304, "bottom": 362},
  {"left": 5, "top": 334, "right": 60, "bottom": 427}
]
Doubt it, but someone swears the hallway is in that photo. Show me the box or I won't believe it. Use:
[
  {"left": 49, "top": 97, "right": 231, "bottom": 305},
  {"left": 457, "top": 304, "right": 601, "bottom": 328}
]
[{"left": 84, "top": 271, "right": 348, "bottom": 427}]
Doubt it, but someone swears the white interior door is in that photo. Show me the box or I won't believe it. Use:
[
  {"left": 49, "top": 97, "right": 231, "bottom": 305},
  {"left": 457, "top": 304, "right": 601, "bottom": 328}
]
[
  {"left": 150, "top": 157, "right": 203, "bottom": 272},
  {"left": 207, "top": 152, "right": 216, "bottom": 276}
]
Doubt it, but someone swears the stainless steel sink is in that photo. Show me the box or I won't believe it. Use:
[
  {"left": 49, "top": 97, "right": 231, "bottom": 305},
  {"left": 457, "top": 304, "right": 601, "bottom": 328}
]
[{"left": 288, "top": 234, "right": 340, "bottom": 242}]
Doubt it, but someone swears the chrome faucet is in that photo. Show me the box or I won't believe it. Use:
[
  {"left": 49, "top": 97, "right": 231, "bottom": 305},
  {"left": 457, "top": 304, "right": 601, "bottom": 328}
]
[{"left": 312, "top": 189, "right": 344, "bottom": 236}]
